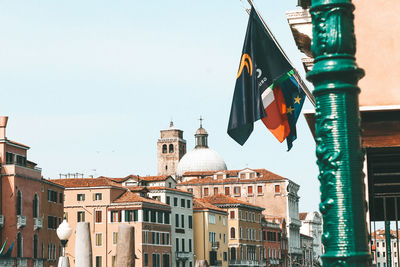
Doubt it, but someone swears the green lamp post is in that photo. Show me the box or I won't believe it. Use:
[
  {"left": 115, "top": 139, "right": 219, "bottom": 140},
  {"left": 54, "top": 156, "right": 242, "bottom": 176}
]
[{"left": 306, "top": 0, "right": 371, "bottom": 266}]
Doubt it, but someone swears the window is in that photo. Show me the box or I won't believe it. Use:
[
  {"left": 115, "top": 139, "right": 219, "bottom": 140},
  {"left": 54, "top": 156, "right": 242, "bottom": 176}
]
[
  {"left": 214, "top": 187, "right": 218, "bottom": 195},
  {"left": 77, "top": 211, "right": 85, "bottom": 222},
  {"left": 188, "top": 216, "right": 193, "bottom": 229},
  {"left": 169, "top": 144, "right": 174, "bottom": 153},
  {"left": 209, "top": 214, "right": 216, "bottom": 224},
  {"left": 181, "top": 239, "right": 185, "bottom": 252},
  {"left": 95, "top": 233, "right": 102, "bottom": 246},
  {"left": 225, "top": 187, "right": 230, "bottom": 195},
  {"left": 93, "top": 193, "right": 102, "bottom": 201},
  {"left": 151, "top": 211, "right": 157, "bottom": 223},
  {"left": 125, "top": 210, "right": 138, "bottom": 222},
  {"left": 163, "top": 254, "right": 170, "bottom": 267},
  {"left": 166, "top": 196, "right": 170, "bottom": 205},
  {"left": 204, "top": 188, "right": 209, "bottom": 196},
  {"left": 175, "top": 214, "right": 179, "bottom": 227},
  {"left": 48, "top": 216, "right": 58, "bottom": 229},
  {"left": 209, "top": 232, "right": 216, "bottom": 243},
  {"left": 181, "top": 214, "right": 185, "bottom": 228},
  {"left": 223, "top": 216, "right": 226, "bottom": 225},
  {"left": 16, "top": 190, "right": 22, "bottom": 216},
  {"left": 77, "top": 194, "right": 85, "bottom": 201},
  {"left": 96, "top": 256, "right": 102, "bottom": 267},
  {"left": 113, "top": 232, "right": 118, "bottom": 245},
  {"left": 174, "top": 198, "right": 178, "bottom": 206},
  {"left": 164, "top": 212, "right": 170, "bottom": 224},
  {"left": 59, "top": 192, "right": 63, "bottom": 203},
  {"left": 144, "top": 209, "right": 149, "bottom": 222},
  {"left": 224, "top": 252, "right": 227, "bottom": 261},
  {"left": 240, "top": 173, "right": 246, "bottom": 179},
  {"left": 33, "top": 234, "right": 38, "bottom": 259},
  {"left": 257, "top": 185, "right": 263, "bottom": 194},
  {"left": 230, "top": 211, "right": 235, "bottom": 219},
  {"left": 240, "top": 227, "right": 242, "bottom": 239},
  {"left": 143, "top": 231, "right": 149, "bottom": 243},
  {"left": 189, "top": 239, "right": 192, "bottom": 252},
  {"left": 17, "top": 232, "right": 23, "bottom": 257},
  {"left": 231, "top": 227, "right": 236, "bottom": 239},
  {"left": 144, "top": 253, "right": 149, "bottom": 266},
  {"left": 187, "top": 200, "right": 191, "bottom": 208},
  {"left": 95, "top": 211, "right": 102, "bottom": 223},
  {"left": 157, "top": 212, "right": 163, "bottom": 223},
  {"left": 247, "top": 186, "right": 253, "bottom": 195},
  {"left": 33, "top": 194, "right": 39, "bottom": 218},
  {"left": 110, "top": 211, "right": 121, "bottom": 222},
  {"left": 234, "top": 186, "right": 241, "bottom": 195},
  {"left": 274, "top": 185, "right": 280, "bottom": 194},
  {"left": 162, "top": 144, "right": 167, "bottom": 154},
  {"left": 6, "top": 152, "right": 14, "bottom": 164},
  {"left": 16, "top": 155, "right": 26, "bottom": 166},
  {"left": 152, "top": 254, "right": 161, "bottom": 267},
  {"left": 176, "top": 238, "right": 179, "bottom": 251},
  {"left": 181, "top": 199, "right": 185, "bottom": 208}
]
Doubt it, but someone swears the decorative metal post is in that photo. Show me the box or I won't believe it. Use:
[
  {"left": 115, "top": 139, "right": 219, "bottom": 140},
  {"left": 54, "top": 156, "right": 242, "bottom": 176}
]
[
  {"left": 385, "top": 220, "right": 392, "bottom": 267},
  {"left": 306, "top": 0, "right": 370, "bottom": 266}
]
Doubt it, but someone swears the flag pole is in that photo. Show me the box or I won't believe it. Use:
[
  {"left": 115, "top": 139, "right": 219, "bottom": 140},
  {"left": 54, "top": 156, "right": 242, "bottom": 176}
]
[{"left": 244, "top": 0, "right": 316, "bottom": 107}]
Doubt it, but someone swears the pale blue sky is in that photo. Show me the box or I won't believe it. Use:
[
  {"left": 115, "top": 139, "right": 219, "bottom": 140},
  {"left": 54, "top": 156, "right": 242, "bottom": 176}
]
[{"left": 0, "top": 1, "right": 319, "bottom": 212}]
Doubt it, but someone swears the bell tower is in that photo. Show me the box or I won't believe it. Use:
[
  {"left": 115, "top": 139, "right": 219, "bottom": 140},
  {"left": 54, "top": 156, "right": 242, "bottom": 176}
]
[{"left": 157, "top": 121, "right": 186, "bottom": 176}]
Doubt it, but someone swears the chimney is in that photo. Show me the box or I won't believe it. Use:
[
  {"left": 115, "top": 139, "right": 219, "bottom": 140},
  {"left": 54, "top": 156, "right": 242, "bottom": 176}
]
[{"left": 0, "top": 116, "right": 8, "bottom": 139}]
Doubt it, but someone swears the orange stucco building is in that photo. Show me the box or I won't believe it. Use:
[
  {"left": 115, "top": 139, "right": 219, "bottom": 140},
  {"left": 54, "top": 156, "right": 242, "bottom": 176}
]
[{"left": 0, "top": 116, "right": 64, "bottom": 267}]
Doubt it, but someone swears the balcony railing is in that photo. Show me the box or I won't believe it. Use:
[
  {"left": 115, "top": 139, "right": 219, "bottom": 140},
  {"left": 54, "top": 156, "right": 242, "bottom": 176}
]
[
  {"left": 176, "top": 251, "right": 191, "bottom": 260},
  {"left": 210, "top": 260, "right": 222, "bottom": 266},
  {"left": 16, "top": 258, "right": 28, "bottom": 267},
  {"left": 17, "top": 215, "right": 26, "bottom": 229},
  {"left": 33, "top": 259, "right": 44, "bottom": 267},
  {"left": 212, "top": 242, "right": 220, "bottom": 250},
  {"left": 0, "top": 215, "right": 4, "bottom": 227},
  {"left": 34, "top": 217, "right": 43, "bottom": 230},
  {"left": 229, "top": 260, "right": 266, "bottom": 266}
]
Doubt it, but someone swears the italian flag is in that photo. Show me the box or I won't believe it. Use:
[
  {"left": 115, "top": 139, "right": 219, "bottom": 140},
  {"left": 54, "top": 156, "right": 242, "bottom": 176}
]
[{"left": 260, "top": 82, "right": 290, "bottom": 143}]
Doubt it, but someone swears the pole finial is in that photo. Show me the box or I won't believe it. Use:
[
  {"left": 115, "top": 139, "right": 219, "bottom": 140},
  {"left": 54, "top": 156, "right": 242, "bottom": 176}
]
[{"left": 199, "top": 116, "right": 203, "bottom": 128}]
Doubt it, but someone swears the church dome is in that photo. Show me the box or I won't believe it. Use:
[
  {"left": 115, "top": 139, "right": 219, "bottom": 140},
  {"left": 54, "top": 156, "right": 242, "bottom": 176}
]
[
  {"left": 176, "top": 147, "right": 227, "bottom": 176},
  {"left": 177, "top": 118, "right": 227, "bottom": 176}
]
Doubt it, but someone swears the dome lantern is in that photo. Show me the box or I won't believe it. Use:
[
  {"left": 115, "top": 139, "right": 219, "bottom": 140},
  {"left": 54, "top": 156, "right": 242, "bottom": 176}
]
[{"left": 195, "top": 116, "right": 208, "bottom": 148}]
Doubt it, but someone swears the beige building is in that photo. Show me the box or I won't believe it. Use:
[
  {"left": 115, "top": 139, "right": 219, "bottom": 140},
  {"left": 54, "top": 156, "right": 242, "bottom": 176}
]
[
  {"left": 52, "top": 177, "right": 172, "bottom": 267},
  {"left": 200, "top": 194, "right": 265, "bottom": 267},
  {"left": 193, "top": 198, "right": 228, "bottom": 267},
  {"left": 177, "top": 168, "right": 302, "bottom": 262}
]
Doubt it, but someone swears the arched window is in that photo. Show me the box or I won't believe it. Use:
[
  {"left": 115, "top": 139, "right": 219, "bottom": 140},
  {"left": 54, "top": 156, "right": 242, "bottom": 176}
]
[
  {"left": 162, "top": 144, "right": 167, "bottom": 154},
  {"left": 169, "top": 144, "right": 174, "bottom": 153},
  {"left": 33, "top": 194, "right": 39, "bottom": 218},
  {"left": 33, "top": 234, "right": 38, "bottom": 259},
  {"left": 230, "top": 227, "right": 236, "bottom": 239},
  {"left": 230, "top": 247, "right": 236, "bottom": 260},
  {"left": 17, "top": 232, "right": 23, "bottom": 258},
  {"left": 16, "top": 190, "right": 22, "bottom": 216}
]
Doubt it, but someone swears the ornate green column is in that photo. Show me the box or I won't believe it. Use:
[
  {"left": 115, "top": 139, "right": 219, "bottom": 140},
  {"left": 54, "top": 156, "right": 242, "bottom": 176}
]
[
  {"left": 385, "top": 220, "right": 392, "bottom": 267},
  {"left": 306, "top": 0, "right": 370, "bottom": 266}
]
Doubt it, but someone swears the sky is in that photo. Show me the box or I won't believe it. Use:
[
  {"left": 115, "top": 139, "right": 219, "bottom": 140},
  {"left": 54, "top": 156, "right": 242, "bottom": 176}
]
[{"left": 0, "top": 1, "right": 319, "bottom": 212}]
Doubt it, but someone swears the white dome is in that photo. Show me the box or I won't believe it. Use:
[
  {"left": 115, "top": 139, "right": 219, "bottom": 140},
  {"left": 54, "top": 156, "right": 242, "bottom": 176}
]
[{"left": 177, "top": 147, "right": 227, "bottom": 176}]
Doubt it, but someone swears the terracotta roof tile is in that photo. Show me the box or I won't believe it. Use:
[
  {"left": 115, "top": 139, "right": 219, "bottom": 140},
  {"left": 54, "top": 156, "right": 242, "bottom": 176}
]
[
  {"left": 146, "top": 186, "right": 193, "bottom": 194},
  {"left": 140, "top": 175, "right": 171, "bottom": 182},
  {"left": 179, "top": 169, "right": 287, "bottom": 185},
  {"left": 113, "top": 191, "right": 169, "bottom": 206},
  {"left": 50, "top": 178, "right": 121, "bottom": 188},
  {"left": 200, "top": 194, "right": 264, "bottom": 210},
  {"left": 193, "top": 198, "right": 227, "bottom": 213}
]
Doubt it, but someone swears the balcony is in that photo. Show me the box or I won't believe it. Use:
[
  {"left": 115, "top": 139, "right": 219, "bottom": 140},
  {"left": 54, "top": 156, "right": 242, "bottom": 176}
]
[
  {"left": 17, "top": 215, "right": 26, "bottom": 229},
  {"left": 33, "top": 259, "right": 44, "bottom": 267},
  {"left": 176, "top": 251, "right": 191, "bottom": 260},
  {"left": 16, "top": 258, "right": 28, "bottom": 267},
  {"left": 210, "top": 260, "right": 222, "bottom": 267},
  {"left": 211, "top": 242, "right": 219, "bottom": 250},
  {"left": 0, "top": 215, "right": 4, "bottom": 227},
  {"left": 269, "top": 258, "right": 280, "bottom": 265},
  {"left": 34, "top": 217, "right": 43, "bottom": 230},
  {"left": 229, "top": 260, "right": 266, "bottom": 266},
  {"left": 3, "top": 164, "right": 42, "bottom": 180}
]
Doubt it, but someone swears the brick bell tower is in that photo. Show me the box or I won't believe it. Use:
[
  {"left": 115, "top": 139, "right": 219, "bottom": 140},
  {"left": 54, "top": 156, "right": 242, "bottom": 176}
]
[{"left": 157, "top": 121, "right": 186, "bottom": 176}]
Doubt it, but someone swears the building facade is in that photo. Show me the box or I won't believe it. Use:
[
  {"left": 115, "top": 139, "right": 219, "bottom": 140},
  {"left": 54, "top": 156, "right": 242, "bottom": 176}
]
[
  {"left": 52, "top": 178, "right": 173, "bottom": 267},
  {"left": 0, "top": 116, "right": 64, "bottom": 267},
  {"left": 193, "top": 198, "right": 228, "bottom": 267},
  {"left": 177, "top": 168, "right": 302, "bottom": 263},
  {"left": 299, "top": 212, "right": 322, "bottom": 264}
]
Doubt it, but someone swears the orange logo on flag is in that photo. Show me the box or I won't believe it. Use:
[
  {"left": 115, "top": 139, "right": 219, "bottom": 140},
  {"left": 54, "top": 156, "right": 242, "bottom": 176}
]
[{"left": 236, "top": 54, "right": 253, "bottom": 79}]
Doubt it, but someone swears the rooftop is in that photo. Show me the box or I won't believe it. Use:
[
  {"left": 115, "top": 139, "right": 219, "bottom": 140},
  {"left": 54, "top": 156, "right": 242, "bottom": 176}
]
[
  {"left": 113, "top": 191, "right": 169, "bottom": 206},
  {"left": 51, "top": 177, "right": 121, "bottom": 188},
  {"left": 201, "top": 194, "right": 264, "bottom": 211},
  {"left": 193, "top": 198, "right": 227, "bottom": 213}
]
